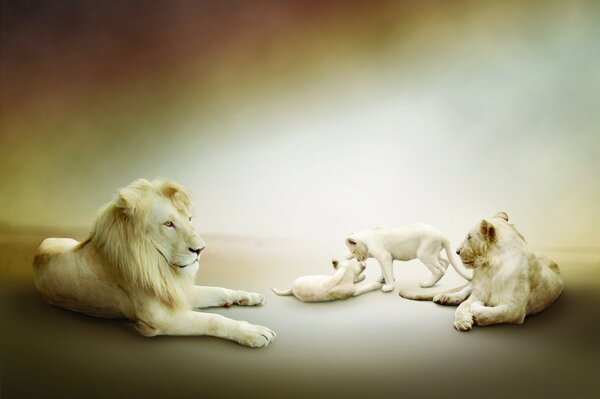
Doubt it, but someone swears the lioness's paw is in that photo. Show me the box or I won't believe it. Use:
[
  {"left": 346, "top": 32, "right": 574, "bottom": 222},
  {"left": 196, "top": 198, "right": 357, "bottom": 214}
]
[
  {"left": 236, "top": 321, "right": 276, "bottom": 348},
  {"left": 235, "top": 291, "right": 265, "bottom": 306},
  {"left": 453, "top": 314, "right": 474, "bottom": 331},
  {"left": 433, "top": 293, "right": 453, "bottom": 305},
  {"left": 381, "top": 284, "right": 395, "bottom": 293}
]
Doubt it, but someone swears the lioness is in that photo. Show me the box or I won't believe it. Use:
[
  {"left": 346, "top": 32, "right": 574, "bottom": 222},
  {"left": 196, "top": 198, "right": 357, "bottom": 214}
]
[
  {"left": 33, "top": 179, "right": 276, "bottom": 347},
  {"left": 272, "top": 258, "right": 381, "bottom": 302},
  {"left": 399, "top": 212, "right": 564, "bottom": 331},
  {"left": 346, "top": 224, "right": 472, "bottom": 292}
]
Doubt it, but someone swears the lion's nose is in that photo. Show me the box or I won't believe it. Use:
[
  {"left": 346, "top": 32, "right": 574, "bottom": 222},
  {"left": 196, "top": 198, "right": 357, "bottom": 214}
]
[
  {"left": 456, "top": 249, "right": 460, "bottom": 255},
  {"left": 189, "top": 246, "right": 205, "bottom": 255}
]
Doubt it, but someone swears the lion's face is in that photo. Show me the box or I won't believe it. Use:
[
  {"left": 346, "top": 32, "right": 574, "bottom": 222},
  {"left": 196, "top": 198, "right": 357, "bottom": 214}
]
[
  {"left": 345, "top": 238, "right": 368, "bottom": 261},
  {"left": 147, "top": 194, "right": 206, "bottom": 270},
  {"left": 456, "top": 211, "right": 520, "bottom": 268},
  {"left": 332, "top": 258, "right": 366, "bottom": 281},
  {"left": 116, "top": 179, "right": 206, "bottom": 272}
]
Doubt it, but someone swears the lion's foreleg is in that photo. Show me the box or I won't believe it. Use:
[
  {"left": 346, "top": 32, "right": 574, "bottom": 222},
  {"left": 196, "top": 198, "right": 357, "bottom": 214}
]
[
  {"left": 434, "top": 285, "right": 472, "bottom": 306},
  {"left": 190, "top": 286, "right": 265, "bottom": 308},
  {"left": 470, "top": 302, "right": 526, "bottom": 326},
  {"left": 148, "top": 311, "right": 276, "bottom": 348},
  {"left": 453, "top": 294, "right": 479, "bottom": 331},
  {"left": 353, "top": 282, "right": 382, "bottom": 296},
  {"left": 375, "top": 253, "right": 395, "bottom": 292}
]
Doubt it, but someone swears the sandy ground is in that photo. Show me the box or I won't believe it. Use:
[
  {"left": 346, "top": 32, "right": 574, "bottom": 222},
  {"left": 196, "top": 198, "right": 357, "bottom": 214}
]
[{"left": 1, "top": 230, "right": 599, "bottom": 399}]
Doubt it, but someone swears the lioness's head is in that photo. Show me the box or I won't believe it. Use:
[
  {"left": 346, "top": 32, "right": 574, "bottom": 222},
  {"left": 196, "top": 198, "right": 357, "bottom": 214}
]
[
  {"left": 109, "top": 178, "right": 206, "bottom": 271},
  {"left": 332, "top": 258, "right": 366, "bottom": 282},
  {"left": 345, "top": 237, "right": 368, "bottom": 261},
  {"left": 456, "top": 211, "right": 525, "bottom": 268}
]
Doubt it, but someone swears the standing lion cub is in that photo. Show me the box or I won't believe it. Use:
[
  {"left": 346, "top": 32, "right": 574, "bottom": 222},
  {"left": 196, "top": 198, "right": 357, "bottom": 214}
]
[
  {"left": 33, "top": 178, "right": 275, "bottom": 347},
  {"left": 346, "top": 224, "right": 472, "bottom": 292}
]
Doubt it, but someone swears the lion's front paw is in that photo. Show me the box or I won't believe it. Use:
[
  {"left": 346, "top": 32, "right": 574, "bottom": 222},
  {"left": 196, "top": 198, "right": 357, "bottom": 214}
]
[
  {"left": 381, "top": 284, "right": 395, "bottom": 293},
  {"left": 236, "top": 321, "right": 276, "bottom": 348},
  {"left": 453, "top": 313, "right": 474, "bottom": 331},
  {"left": 235, "top": 291, "right": 265, "bottom": 306},
  {"left": 433, "top": 293, "right": 454, "bottom": 305}
]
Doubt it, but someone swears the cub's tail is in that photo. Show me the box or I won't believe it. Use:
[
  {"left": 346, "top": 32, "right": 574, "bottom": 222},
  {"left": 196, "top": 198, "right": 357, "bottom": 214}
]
[
  {"left": 271, "top": 287, "right": 293, "bottom": 296},
  {"left": 443, "top": 239, "right": 472, "bottom": 281},
  {"left": 399, "top": 284, "right": 467, "bottom": 301}
]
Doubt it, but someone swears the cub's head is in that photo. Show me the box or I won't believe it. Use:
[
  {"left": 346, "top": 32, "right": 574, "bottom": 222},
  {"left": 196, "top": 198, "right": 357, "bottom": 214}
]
[
  {"left": 456, "top": 211, "right": 525, "bottom": 268},
  {"left": 111, "top": 178, "right": 206, "bottom": 271},
  {"left": 345, "top": 237, "right": 368, "bottom": 261},
  {"left": 332, "top": 258, "right": 366, "bottom": 282}
]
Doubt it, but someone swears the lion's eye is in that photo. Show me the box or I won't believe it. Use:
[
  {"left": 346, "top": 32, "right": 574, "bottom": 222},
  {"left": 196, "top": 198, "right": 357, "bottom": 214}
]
[
  {"left": 189, "top": 217, "right": 192, "bottom": 222},
  {"left": 164, "top": 221, "right": 175, "bottom": 228},
  {"left": 467, "top": 234, "right": 471, "bottom": 240}
]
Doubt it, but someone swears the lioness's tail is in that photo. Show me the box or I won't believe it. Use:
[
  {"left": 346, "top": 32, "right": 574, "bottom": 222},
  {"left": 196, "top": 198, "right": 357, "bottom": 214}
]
[
  {"left": 271, "top": 287, "right": 293, "bottom": 296},
  {"left": 399, "top": 284, "right": 467, "bottom": 301},
  {"left": 443, "top": 239, "right": 472, "bottom": 281}
]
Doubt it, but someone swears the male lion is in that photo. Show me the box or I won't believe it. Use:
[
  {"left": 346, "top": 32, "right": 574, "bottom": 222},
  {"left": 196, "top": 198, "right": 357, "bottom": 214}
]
[
  {"left": 399, "top": 212, "right": 563, "bottom": 331},
  {"left": 33, "top": 178, "right": 276, "bottom": 347}
]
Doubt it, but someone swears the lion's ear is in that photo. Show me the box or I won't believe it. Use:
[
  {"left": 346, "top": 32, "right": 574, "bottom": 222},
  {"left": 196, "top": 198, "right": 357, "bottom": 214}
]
[
  {"left": 480, "top": 219, "right": 496, "bottom": 243},
  {"left": 116, "top": 188, "right": 139, "bottom": 217},
  {"left": 156, "top": 179, "right": 192, "bottom": 210},
  {"left": 116, "top": 179, "right": 151, "bottom": 217},
  {"left": 494, "top": 211, "right": 509, "bottom": 222},
  {"left": 332, "top": 259, "right": 339, "bottom": 269},
  {"left": 346, "top": 238, "right": 357, "bottom": 247}
]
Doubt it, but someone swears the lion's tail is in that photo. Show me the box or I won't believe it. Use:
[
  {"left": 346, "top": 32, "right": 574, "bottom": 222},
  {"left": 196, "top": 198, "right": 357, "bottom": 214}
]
[
  {"left": 271, "top": 287, "right": 293, "bottom": 296},
  {"left": 443, "top": 239, "right": 472, "bottom": 281},
  {"left": 399, "top": 284, "right": 468, "bottom": 301}
]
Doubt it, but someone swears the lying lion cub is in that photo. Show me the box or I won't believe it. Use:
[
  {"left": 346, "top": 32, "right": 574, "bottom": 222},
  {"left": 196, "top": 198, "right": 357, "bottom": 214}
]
[
  {"left": 346, "top": 224, "right": 472, "bottom": 292},
  {"left": 400, "top": 212, "right": 564, "bottom": 331},
  {"left": 33, "top": 179, "right": 275, "bottom": 347},
  {"left": 272, "top": 258, "right": 381, "bottom": 302}
]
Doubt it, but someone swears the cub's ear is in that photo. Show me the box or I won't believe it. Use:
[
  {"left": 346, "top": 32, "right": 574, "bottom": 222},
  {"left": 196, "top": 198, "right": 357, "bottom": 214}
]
[
  {"left": 332, "top": 259, "right": 339, "bottom": 269},
  {"left": 480, "top": 219, "right": 496, "bottom": 243},
  {"left": 346, "top": 238, "right": 357, "bottom": 246},
  {"left": 494, "top": 211, "right": 509, "bottom": 222}
]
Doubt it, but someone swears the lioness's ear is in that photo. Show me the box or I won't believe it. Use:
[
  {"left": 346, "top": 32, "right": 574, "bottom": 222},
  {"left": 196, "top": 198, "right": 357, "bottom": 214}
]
[
  {"left": 332, "top": 259, "right": 339, "bottom": 269},
  {"left": 346, "top": 238, "right": 357, "bottom": 247},
  {"left": 480, "top": 219, "right": 496, "bottom": 243},
  {"left": 494, "top": 211, "right": 509, "bottom": 222}
]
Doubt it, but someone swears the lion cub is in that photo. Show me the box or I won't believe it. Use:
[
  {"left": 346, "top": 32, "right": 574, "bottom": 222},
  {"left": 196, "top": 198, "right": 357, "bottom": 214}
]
[
  {"left": 272, "top": 258, "right": 381, "bottom": 302},
  {"left": 346, "top": 224, "right": 472, "bottom": 292}
]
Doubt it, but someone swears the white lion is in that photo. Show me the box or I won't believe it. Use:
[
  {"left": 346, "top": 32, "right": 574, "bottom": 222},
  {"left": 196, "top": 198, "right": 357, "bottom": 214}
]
[
  {"left": 33, "top": 178, "right": 276, "bottom": 347},
  {"left": 399, "top": 212, "right": 564, "bottom": 331},
  {"left": 345, "top": 224, "right": 472, "bottom": 292},
  {"left": 271, "top": 258, "right": 381, "bottom": 302}
]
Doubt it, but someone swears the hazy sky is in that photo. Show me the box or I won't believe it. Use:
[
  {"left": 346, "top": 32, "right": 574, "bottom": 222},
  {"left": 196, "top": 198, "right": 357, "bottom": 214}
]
[{"left": 1, "top": 0, "right": 599, "bottom": 249}]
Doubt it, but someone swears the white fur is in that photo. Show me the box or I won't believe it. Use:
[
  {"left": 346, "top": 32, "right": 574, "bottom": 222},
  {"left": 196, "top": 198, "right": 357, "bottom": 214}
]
[
  {"left": 272, "top": 259, "right": 381, "bottom": 302},
  {"left": 33, "top": 179, "right": 276, "bottom": 348},
  {"left": 432, "top": 212, "right": 564, "bottom": 331},
  {"left": 346, "top": 224, "right": 472, "bottom": 293}
]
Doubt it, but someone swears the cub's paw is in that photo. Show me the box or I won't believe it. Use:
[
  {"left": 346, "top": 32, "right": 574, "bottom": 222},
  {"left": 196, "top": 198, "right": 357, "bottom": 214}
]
[
  {"left": 235, "top": 291, "right": 265, "bottom": 306},
  {"left": 235, "top": 321, "right": 276, "bottom": 348},
  {"left": 381, "top": 284, "right": 395, "bottom": 293},
  {"left": 355, "top": 272, "right": 367, "bottom": 283},
  {"left": 453, "top": 313, "right": 474, "bottom": 331}
]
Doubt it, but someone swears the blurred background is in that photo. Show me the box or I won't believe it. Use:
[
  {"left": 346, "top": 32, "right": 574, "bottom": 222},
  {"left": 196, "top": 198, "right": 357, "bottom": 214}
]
[
  {"left": 2, "top": 2, "right": 600, "bottom": 399},
  {"left": 1, "top": 0, "right": 599, "bottom": 253}
]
